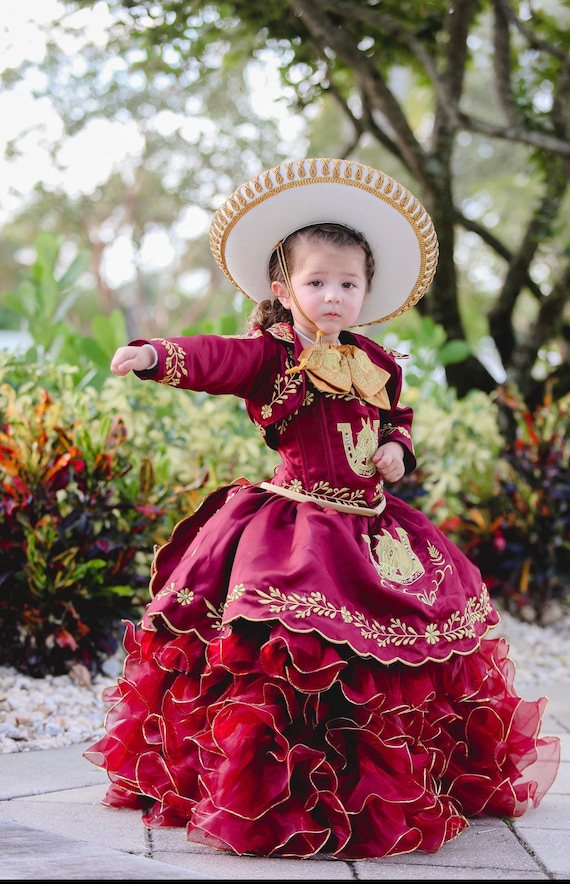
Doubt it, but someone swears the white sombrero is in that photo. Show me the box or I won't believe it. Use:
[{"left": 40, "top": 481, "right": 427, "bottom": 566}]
[{"left": 209, "top": 157, "right": 438, "bottom": 326}]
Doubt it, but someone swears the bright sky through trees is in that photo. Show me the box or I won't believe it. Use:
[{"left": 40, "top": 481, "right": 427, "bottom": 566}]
[
  {"left": 0, "top": 2, "right": 125, "bottom": 222},
  {"left": 0, "top": 1, "right": 303, "bottom": 287}
]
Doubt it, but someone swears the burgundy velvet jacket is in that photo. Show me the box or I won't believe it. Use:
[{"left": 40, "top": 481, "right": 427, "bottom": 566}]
[{"left": 133, "top": 322, "right": 416, "bottom": 514}]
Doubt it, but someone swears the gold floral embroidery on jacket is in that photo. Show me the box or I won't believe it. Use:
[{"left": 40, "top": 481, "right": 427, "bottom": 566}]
[
  {"left": 323, "top": 390, "right": 361, "bottom": 403},
  {"left": 260, "top": 370, "right": 303, "bottom": 420},
  {"left": 382, "top": 423, "right": 413, "bottom": 445},
  {"left": 372, "top": 481, "right": 384, "bottom": 502},
  {"left": 379, "top": 344, "right": 409, "bottom": 359},
  {"left": 266, "top": 323, "right": 295, "bottom": 343},
  {"left": 253, "top": 419, "right": 267, "bottom": 440},
  {"left": 275, "top": 390, "right": 315, "bottom": 435},
  {"left": 237, "top": 583, "right": 493, "bottom": 652},
  {"left": 150, "top": 339, "right": 188, "bottom": 386}
]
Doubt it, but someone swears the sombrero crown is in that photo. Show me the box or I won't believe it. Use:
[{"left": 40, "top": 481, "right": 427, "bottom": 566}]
[{"left": 209, "top": 157, "right": 438, "bottom": 326}]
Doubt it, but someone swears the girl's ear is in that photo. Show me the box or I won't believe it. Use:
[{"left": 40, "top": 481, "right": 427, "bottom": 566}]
[{"left": 271, "top": 279, "right": 290, "bottom": 308}]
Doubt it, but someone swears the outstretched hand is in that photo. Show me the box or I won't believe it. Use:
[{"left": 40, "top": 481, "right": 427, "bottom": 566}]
[
  {"left": 373, "top": 441, "right": 405, "bottom": 483},
  {"left": 110, "top": 345, "right": 156, "bottom": 376}
]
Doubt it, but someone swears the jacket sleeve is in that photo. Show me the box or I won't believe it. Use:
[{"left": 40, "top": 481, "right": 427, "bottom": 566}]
[
  {"left": 381, "top": 400, "right": 416, "bottom": 474},
  {"left": 129, "top": 333, "right": 283, "bottom": 400},
  {"left": 354, "top": 334, "right": 417, "bottom": 474}
]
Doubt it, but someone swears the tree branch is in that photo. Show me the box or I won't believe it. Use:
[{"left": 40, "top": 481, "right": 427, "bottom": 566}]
[
  {"left": 492, "top": 0, "right": 569, "bottom": 62},
  {"left": 455, "top": 211, "right": 544, "bottom": 300},
  {"left": 488, "top": 163, "right": 568, "bottom": 364},
  {"left": 289, "top": 0, "right": 430, "bottom": 183},
  {"left": 456, "top": 112, "right": 570, "bottom": 158},
  {"left": 492, "top": 0, "right": 521, "bottom": 125}
]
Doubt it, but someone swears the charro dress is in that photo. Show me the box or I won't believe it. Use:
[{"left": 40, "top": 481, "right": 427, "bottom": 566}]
[{"left": 84, "top": 322, "right": 560, "bottom": 860}]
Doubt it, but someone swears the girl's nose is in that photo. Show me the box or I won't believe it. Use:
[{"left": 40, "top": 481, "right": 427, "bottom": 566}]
[{"left": 324, "top": 286, "right": 342, "bottom": 302}]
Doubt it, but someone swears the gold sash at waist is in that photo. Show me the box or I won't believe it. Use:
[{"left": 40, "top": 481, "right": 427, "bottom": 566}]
[{"left": 259, "top": 481, "right": 386, "bottom": 517}]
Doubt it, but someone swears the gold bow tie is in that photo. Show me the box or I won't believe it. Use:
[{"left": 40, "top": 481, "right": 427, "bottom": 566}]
[{"left": 286, "top": 342, "right": 391, "bottom": 409}]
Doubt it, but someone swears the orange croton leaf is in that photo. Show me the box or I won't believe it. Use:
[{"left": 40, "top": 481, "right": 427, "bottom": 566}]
[
  {"left": 105, "top": 416, "right": 129, "bottom": 451},
  {"left": 518, "top": 559, "right": 532, "bottom": 595},
  {"left": 521, "top": 412, "right": 539, "bottom": 446},
  {"left": 94, "top": 452, "right": 116, "bottom": 480},
  {"left": 465, "top": 507, "right": 488, "bottom": 531}
]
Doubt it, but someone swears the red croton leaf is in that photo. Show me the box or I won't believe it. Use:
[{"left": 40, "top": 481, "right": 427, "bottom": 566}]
[{"left": 54, "top": 628, "right": 78, "bottom": 651}]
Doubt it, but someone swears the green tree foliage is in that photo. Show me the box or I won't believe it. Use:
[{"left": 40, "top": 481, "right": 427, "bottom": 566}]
[
  {"left": 2, "top": 232, "right": 126, "bottom": 390},
  {"left": 0, "top": 5, "right": 292, "bottom": 340},
  {"left": 63, "top": 0, "right": 570, "bottom": 409}
]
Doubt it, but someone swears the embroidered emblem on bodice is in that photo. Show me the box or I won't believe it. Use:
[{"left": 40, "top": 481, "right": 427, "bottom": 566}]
[{"left": 337, "top": 418, "right": 380, "bottom": 477}]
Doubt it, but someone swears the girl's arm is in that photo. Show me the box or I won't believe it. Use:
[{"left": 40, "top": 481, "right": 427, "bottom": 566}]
[{"left": 110, "top": 333, "right": 283, "bottom": 400}]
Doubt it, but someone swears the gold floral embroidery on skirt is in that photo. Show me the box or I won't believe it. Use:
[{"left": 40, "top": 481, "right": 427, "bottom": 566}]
[{"left": 235, "top": 583, "right": 493, "bottom": 653}]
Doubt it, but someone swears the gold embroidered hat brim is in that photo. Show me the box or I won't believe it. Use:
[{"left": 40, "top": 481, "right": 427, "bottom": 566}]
[{"left": 209, "top": 157, "right": 439, "bottom": 326}]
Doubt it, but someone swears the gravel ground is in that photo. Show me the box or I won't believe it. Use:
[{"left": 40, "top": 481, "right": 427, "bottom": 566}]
[{"left": 1, "top": 609, "right": 569, "bottom": 754}]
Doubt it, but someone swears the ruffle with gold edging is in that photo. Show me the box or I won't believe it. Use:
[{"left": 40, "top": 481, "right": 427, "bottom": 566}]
[{"left": 84, "top": 618, "right": 560, "bottom": 859}]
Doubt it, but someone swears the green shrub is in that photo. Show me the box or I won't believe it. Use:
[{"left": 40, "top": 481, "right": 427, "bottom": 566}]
[
  {"left": 406, "top": 386, "right": 504, "bottom": 521},
  {"left": 0, "top": 382, "right": 167, "bottom": 677},
  {"left": 0, "top": 354, "right": 278, "bottom": 676},
  {"left": 435, "top": 386, "right": 570, "bottom": 620}
]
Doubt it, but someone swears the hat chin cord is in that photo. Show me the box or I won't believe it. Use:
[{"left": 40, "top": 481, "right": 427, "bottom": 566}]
[{"left": 275, "top": 240, "right": 325, "bottom": 347}]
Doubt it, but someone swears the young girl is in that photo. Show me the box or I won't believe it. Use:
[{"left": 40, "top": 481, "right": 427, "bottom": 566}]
[{"left": 85, "top": 158, "right": 560, "bottom": 860}]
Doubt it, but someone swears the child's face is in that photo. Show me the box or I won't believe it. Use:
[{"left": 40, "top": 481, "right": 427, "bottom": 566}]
[{"left": 271, "top": 239, "right": 368, "bottom": 343}]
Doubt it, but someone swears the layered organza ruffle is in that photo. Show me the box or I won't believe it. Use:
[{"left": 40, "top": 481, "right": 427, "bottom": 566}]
[{"left": 84, "top": 618, "right": 560, "bottom": 859}]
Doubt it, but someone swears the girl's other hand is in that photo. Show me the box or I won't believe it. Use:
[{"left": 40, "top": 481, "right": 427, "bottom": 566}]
[{"left": 372, "top": 441, "right": 405, "bottom": 483}]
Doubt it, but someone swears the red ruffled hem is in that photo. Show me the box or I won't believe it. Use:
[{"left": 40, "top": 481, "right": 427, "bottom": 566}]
[{"left": 84, "top": 619, "right": 560, "bottom": 860}]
